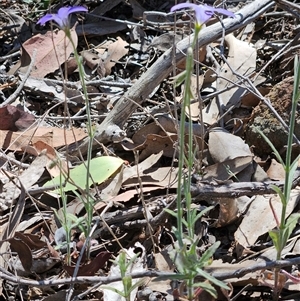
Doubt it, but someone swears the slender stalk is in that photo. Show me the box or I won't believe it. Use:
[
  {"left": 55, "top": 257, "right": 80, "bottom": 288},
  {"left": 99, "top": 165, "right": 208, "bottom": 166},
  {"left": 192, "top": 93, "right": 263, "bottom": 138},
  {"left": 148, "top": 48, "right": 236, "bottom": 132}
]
[
  {"left": 273, "top": 56, "right": 300, "bottom": 299},
  {"left": 65, "top": 28, "right": 94, "bottom": 258}
]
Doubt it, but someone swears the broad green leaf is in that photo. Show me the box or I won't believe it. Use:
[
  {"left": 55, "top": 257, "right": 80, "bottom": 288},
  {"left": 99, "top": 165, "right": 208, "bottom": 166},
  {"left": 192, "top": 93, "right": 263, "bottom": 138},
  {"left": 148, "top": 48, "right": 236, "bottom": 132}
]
[{"left": 44, "top": 156, "right": 123, "bottom": 193}]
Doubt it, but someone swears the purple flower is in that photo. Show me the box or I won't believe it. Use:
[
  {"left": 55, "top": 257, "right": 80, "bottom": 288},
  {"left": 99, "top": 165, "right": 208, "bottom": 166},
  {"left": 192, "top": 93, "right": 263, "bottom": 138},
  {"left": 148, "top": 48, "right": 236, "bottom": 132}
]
[
  {"left": 171, "top": 3, "right": 235, "bottom": 26},
  {"left": 37, "top": 6, "right": 88, "bottom": 29}
]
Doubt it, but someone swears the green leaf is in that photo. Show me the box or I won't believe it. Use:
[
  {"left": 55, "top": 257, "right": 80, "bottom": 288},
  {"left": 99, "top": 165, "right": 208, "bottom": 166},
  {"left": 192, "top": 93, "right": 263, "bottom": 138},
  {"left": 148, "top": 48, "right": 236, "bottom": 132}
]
[
  {"left": 198, "top": 241, "right": 220, "bottom": 268},
  {"left": 128, "top": 278, "right": 147, "bottom": 292},
  {"left": 254, "top": 128, "right": 285, "bottom": 167},
  {"left": 122, "top": 275, "right": 132, "bottom": 294},
  {"left": 271, "top": 185, "right": 286, "bottom": 206},
  {"left": 170, "top": 70, "right": 187, "bottom": 87},
  {"left": 286, "top": 156, "right": 300, "bottom": 193},
  {"left": 194, "top": 206, "right": 214, "bottom": 224},
  {"left": 283, "top": 213, "right": 300, "bottom": 243},
  {"left": 196, "top": 268, "right": 229, "bottom": 290},
  {"left": 100, "top": 286, "right": 125, "bottom": 297},
  {"left": 269, "top": 229, "right": 281, "bottom": 252},
  {"left": 193, "top": 281, "right": 217, "bottom": 298},
  {"left": 43, "top": 156, "right": 124, "bottom": 193},
  {"left": 164, "top": 209, "right": 178, "bottom": 219}
]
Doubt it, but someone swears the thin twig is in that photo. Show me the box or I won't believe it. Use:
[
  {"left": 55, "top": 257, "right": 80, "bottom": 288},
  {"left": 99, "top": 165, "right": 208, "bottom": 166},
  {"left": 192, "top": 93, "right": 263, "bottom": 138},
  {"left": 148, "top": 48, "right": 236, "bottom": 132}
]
[
  {"left": 0, "top": 49, "right": 37, "bottom": 107},
  {"left": 0, "top": 257, "right": 300, "bottom": 287}
]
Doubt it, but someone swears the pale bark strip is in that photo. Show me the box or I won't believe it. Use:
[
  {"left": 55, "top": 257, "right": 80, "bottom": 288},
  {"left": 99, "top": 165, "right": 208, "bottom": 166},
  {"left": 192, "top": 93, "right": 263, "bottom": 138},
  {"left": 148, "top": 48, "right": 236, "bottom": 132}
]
[{"left": 68, "top": 0, "right": 275, "bottom": 156}]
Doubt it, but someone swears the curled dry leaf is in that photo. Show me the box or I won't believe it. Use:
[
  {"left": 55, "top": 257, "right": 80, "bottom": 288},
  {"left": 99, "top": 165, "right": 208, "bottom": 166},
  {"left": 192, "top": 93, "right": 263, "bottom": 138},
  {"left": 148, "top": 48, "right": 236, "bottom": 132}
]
[
  {"left": 33, "top": 140, "right": 69, "bottom": 178},
  {"left": 8, "top": 237, "right": 33, "bottom": 272}
]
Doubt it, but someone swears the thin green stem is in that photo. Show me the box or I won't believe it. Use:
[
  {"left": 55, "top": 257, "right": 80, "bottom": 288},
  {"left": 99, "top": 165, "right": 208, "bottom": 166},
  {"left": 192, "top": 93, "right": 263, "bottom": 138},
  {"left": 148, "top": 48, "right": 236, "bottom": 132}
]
[
  {"left": 65, "top": 28, "right": 94, "bottom": 258},
  {"left": 177, "top": 46, "right": 194, "bottom": 248}
]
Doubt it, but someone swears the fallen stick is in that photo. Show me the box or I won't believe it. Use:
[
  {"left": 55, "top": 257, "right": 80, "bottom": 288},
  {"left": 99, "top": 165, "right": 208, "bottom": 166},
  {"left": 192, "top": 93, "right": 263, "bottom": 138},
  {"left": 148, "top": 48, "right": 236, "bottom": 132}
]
[{"left": 66, "top": 0, "right": 275, "bottom": 156}]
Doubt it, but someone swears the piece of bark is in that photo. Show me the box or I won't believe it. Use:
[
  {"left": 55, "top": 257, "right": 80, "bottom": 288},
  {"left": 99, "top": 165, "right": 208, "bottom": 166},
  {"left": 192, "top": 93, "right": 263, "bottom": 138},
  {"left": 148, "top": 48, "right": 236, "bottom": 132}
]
[{"left": 65, "top": 0, "right": 275, "bottom": 156}]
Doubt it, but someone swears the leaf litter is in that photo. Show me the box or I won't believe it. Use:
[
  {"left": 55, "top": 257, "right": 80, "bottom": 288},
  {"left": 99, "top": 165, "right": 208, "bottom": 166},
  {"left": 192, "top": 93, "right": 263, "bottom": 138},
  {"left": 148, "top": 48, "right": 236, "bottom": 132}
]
[{"left": 0, "top": 0, "right": 300, "bottom": 300}]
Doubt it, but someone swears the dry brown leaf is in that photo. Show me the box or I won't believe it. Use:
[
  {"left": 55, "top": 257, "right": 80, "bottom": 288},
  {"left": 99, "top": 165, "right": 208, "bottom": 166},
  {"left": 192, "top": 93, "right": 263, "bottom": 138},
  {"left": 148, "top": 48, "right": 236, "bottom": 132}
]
[
  {"left": 104, "top": 37, "right": 129, "bottom": 75},
  {"left": 0, "top": 127, "right": 87, "bottom": 151},
  {"left": 122, "top": 133, "right": 176, "bottom": 161},
  {"left": 14, "top": 232, "right": 47, "bottom": 250},
  {"left": 202, "top": 156, "right": 253, "bottom": 182},
  {"left": 216, "top": 34, "right": 257, "bottom": 108},
  {"left": 64, "top": 251, "right": 111, "bottom": 277},
  {"left": 240, "top": 87, "right": 271, "bottom": 108},
  {"left": 184, "top": 74, "right": 204, "bottom": 121},
  {"left": 147, "top": 250, "right": 174, "bottom": 300},
  {"left": 234, "top": 188, "right": 300, "bottom": 258},
  {"left": 96, "top": 187, "right": 166, "bottom": 211},
  {"left": 8, "top": 237, "right": 33, "bottom": 272},
  {"left": 33, "top": 141, "right": 68, "bottom": 177},
  {"left": 0, "top": 153, "right": 48, "bottom": 211},
  {"left": 205, "top": 259, "right": 261, "bottom": 286},
  {"left": 20, "top": 28, "right": 78, "bottom": 78},
  {"left": 211, "top": 198, "right": 239, "bottom": 227},
  {"left": 122, "top": 152, "right": 163, "bottom": 181},
  {"left": 208, "top": 130, "right": 252, "bottom": 163},
  {"left": 0, "top": 105, "right": 35, "bottom": 131},
  {"left": 266, "top": 158, "right": 285, "bottom": 181}
]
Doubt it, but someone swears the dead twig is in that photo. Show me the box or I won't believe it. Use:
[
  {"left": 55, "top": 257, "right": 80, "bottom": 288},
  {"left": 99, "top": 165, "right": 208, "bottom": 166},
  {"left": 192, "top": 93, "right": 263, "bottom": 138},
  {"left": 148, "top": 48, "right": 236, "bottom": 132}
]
[
  {"left": 0, "top": 257, "right": 299, "bottom": 287},
  {"left": 0, "top": 49, "right": 36, "bottom": 108}
]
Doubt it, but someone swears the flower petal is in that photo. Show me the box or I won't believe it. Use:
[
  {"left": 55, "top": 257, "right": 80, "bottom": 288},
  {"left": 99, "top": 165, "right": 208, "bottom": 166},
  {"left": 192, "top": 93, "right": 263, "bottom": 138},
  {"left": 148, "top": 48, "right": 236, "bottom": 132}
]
[
  {"left": 37, "top": 14, "right": 55, "bottom": 26},
  {"left": 196, "top": 5, "right": 215, "bottom": 24},
  {"left": 171, "top": 3, "right": 200, "bottom": 13},
  {"left": 56, "top": 7, "right": 71, "bottom": 21},
  {"left": 171, "top": 3, "right": 235, "bottom": 25},
  {"left": 67, "top": 6, "right": 88, "bottom": 14},
  {"left": 37, "top": 6, "right": 87, "bottom": 28},
  {"left": 212, "top": 7, "right": 235, "bottom": 18}
]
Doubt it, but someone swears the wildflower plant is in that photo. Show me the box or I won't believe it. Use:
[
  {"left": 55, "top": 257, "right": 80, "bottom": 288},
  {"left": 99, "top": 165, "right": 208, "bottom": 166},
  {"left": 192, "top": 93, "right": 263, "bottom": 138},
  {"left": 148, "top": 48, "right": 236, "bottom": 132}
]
[
  {"left": 256, "top": 55, "right": 300, "bottom": 299},
  {"left": 101, "top": 251, "right": 146, "bottom": 301},
  {"left": 37, "top": 6, "right": 96, "bottom": 264},
  {"left": 162, "top": 3, "right": 234, "bottom": 300}
]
